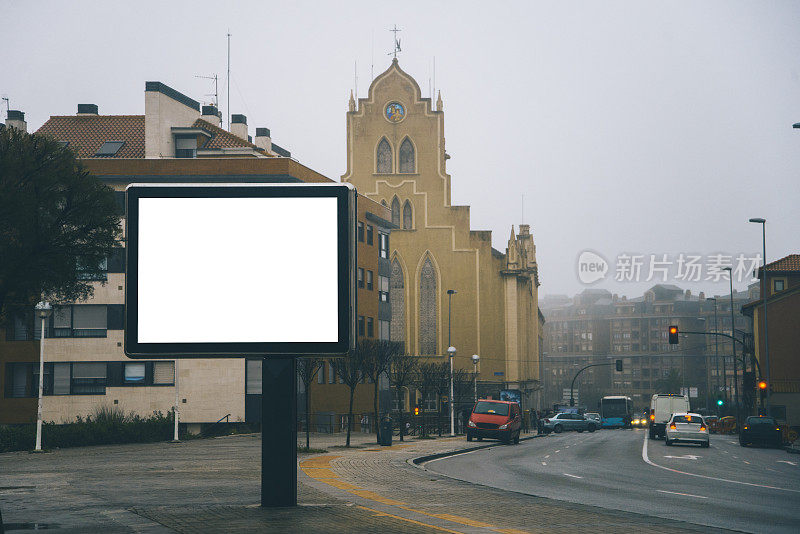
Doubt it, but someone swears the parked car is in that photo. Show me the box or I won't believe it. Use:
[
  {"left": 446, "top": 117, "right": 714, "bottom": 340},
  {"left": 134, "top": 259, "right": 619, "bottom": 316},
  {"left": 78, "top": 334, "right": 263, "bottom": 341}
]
[
  {"left": 665, "top": 413, "right": 709, "bottom": 448},
  {"left": 467, "top": 399, "right": 522, "bottom": 444},
  {"left": 541, "top": 412, "right": 597, "bottom": 434},
  {"left": 704, "top": 415, "right": 720, "bottom": 434},
  {"left": 585, "top": 412, "right": 601, "bottom": 428},
  {"left": 739, "top": 416, "right": 782, "bottom": 448}
]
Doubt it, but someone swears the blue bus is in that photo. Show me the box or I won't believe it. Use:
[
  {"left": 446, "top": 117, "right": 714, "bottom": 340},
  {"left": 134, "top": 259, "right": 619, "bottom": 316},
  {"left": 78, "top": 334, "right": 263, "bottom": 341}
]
[{"left": 600, "top": 396, "right": 633, "bottom": 428}]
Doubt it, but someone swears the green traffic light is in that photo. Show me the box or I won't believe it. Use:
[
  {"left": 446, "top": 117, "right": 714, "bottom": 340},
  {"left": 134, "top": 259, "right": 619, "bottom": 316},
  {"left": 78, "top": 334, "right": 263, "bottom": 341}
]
[{"left": 717, "top": 399, "right": 724, "bottom": 406}]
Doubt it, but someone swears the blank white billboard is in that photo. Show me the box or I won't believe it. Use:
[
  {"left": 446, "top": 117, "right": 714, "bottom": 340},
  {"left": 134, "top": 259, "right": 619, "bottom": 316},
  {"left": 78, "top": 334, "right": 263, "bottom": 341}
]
[{"left": 124, "top": 184, "right": 355, "bottom": 357}]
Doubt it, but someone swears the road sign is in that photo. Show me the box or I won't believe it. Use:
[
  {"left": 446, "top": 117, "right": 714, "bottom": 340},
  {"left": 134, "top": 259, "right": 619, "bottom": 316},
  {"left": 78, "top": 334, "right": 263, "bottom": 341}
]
[
  {"left": 124, "top": 183, "right": 356, "bottom": 358},
  {"left": 689, "top": 387, "right": 698, "bottom": 398}
]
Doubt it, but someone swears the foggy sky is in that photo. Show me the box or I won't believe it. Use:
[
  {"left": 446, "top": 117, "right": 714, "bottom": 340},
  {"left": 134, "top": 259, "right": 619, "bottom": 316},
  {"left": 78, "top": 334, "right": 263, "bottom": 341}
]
[{"left": 4, "top": 0, "right": 799, "bottom": 300}]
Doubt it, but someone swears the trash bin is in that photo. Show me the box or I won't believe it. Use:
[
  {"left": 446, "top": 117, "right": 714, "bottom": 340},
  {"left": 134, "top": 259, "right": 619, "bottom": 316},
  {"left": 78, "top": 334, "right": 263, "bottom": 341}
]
[{"left": 379, "top": 416, "right": 393, "bottom": 446}]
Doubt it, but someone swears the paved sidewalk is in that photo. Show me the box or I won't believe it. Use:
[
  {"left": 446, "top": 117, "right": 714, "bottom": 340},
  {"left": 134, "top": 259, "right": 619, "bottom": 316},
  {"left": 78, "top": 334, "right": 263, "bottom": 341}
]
[{"left": 0, "top": 431, "right": 738, "bottom": 533}]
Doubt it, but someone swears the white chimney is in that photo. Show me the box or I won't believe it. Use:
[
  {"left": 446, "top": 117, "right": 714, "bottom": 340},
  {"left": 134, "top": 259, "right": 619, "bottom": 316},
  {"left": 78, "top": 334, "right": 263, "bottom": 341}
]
[
  {"left": 254, "top": 127, "right": 272, "bottom": 152},
  {"left": 5, "top": 110, "right": 26, "bottom": 132},
  {"left": 200, "top": 105, "right": 222, "bottom": 127},
  {"left": 231, "top": 114, "right": 248, "bottom": 140}
]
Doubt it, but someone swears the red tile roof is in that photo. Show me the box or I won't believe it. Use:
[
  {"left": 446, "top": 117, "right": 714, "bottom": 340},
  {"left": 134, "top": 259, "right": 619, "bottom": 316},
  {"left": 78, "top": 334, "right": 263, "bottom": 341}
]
[
  {"left": 36, "top": 115, "right": 145, "bottom": 158},
  {"left": 762, "top": 254, "right": 800, "bottom": 273},
  {"left": 193, "top": 118, "right": 271, "bottom": 154}
]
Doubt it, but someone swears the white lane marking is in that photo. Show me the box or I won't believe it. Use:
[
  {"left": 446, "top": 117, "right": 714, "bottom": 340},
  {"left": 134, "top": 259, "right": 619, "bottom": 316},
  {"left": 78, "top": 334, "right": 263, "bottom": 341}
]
[
  {"left": 544, "top": 455, "right": 550, "bottom": 459},
  {"left": 657, "top": 489, "right": 707, "bottom": 499},
  {"left": 663, "top": 455, "right": 701, "bottom": 460},
  {"left": 743, "top": 461, "right": 750, "bottom": 465},
  {"left": 722, "top": 450, "right": 729, "bottom": 454},
  {"left": 541, "top": 462, "right": 547, "bottom": 466},
  {"left": 565, "top": 445, "right": 570, "bottom": 448},
  {"left": 563, "top": 473, "right": 582, "bottom": 479},
  {"left": 778, "top": 460, "right": 797, "bottom": 466},
  {"left": 767, "top": 468, "right": 777, "bottom": 472},
  {"left": 642, "top": 432, "right": 800, "bottom": 493},
  {"left": 555, "top": 450, "right": 560, "bottom": 453}
]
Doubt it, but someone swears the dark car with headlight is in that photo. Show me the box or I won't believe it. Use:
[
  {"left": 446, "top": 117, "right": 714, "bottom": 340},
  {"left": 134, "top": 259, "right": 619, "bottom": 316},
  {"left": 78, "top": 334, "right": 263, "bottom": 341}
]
[
  {"left": 740, "top": 416, "right": 782, "bottom": 448},
  {"left": 467, "top": 399, "right": 521, "bottom": 444}
]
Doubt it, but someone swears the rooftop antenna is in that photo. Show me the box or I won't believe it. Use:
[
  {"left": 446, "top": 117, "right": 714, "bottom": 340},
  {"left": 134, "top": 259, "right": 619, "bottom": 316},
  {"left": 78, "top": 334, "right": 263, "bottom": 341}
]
[
  {"left": 521, "top": 193, "right": 524, "bottom": 224},
  {"left": 388, "top": 25, "right": 401, "bottom": 58},
  {"left": 433, "top": 56, "right": 436, "bottom": 103},
  {"left": 1, "top": 96, "right": 9, "bottom": 115},
  {"left": 195, "top": 74, "right": 221, "bottom": 126},
  {"left": 371, "top": 30, "right": 374, "bottom": 81},
  {"left": 227, "top": 30, "right": 231, "bottom": 131},
  {"left": 354, "top": 61, "right": 358, "bottom": 100}
]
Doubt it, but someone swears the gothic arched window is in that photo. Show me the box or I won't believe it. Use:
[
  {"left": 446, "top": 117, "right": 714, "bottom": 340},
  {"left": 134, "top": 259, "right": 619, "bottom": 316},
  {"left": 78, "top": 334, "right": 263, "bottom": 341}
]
[
  {"left": 381, "top": 199, "right": 388, "bottom": 208},
  {"left": 390, "top": 259, "right": 405, "bottom": 344},
  {"left": 402, "top": 201, "right": 413, "bottom": 230},
  {"left": 391, "top": 197, "right": 401, "bottom": 227},
  {"left": 377, "top": 138, "right": 392, "bottom": 173},
  {"left": 419, "top": 256, "right": 437, "bottom": 355},
  {"left": 399, "top": 138, "right": 415, "bottom": 173}
]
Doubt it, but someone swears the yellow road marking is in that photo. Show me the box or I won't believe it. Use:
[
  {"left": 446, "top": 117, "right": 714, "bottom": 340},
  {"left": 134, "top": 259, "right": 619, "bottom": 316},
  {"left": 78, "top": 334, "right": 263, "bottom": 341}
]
[
  {"left": 299, "top": 467, "right": 340, "bottom": 478},
  {"left": 356, "top": 506, "right": 464, "bottom": 534},
  {"left": 493, "top": 529, "right": 532, "bottom": 534},
  {"left": 298, "top": 455, "right": 341, "bottom": 468},
  {"left": 350, "top": 489, "right": 407, "bottom": 506},
  {"left": 321, "top": 479, "right": 362, "bottom": 491},
  {"left": 399, "top": 507, "right": 496, "bottom": 529}
]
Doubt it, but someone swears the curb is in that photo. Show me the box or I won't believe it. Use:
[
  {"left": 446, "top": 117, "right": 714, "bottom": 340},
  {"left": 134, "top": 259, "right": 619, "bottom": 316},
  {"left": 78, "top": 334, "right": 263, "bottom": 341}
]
[{"left": 412, "top": 433, "right": 542, "bottom": 466}]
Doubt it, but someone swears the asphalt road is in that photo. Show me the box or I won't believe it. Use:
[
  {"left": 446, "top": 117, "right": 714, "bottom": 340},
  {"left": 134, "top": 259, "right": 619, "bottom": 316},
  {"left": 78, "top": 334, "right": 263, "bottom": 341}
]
[{"left": 425, "top": 429, "right": 800, "bottom": 533}]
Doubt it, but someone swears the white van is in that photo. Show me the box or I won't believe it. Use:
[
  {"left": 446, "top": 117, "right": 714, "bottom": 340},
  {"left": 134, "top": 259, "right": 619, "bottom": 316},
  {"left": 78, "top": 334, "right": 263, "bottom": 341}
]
[{"left": 649, "top": 394, "right": 690, "bottom": 439}]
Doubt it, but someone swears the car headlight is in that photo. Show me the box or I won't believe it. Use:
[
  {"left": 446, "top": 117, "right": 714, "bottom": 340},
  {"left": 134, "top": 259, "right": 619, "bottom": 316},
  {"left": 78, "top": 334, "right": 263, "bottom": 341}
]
[
  {"left": 499, "top": 423, "right": 509, "bottom": 429},
  {"left": 468, "top": 420, "right": 477, "bottom": 428}
]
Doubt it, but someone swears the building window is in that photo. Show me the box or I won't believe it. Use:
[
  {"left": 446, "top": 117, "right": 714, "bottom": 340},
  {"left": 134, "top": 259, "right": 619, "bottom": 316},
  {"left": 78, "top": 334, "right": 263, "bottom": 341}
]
[
  {"left": 76, "top": 256, "right": 108, "bottom": 281},
  {"left": 175, "top": 136, "right": 197, "bottom": 158},
  {"left": 328, "top": 362, "right": 335, "bottom": 384},
  {"left": 358, "top": 268, "right": 365, "bottom": 289},
  {"left": 357, "top": 221, "right": 365, "bottom": 242},
  {"left": 72, "top": 362, "right": 106, "bottom": 395},
  {"left": 379, "top": 275, "right": 389, "bottom": 302},
  {"left": 153, "top": 361, "right": 175, "bottom": 385},
  {"left": 392, "top": 388, "right": 405, "bottom": 412},
  {"left": 773, "top": 279, "right": 785, "bottom": 292},
  {"left": 317, "top": 361, "right": 325, "bottom": 384},
  {"left": 246, "top": 359, "right": 262, "bottom": 394},
  {"left": 124, "top": 362, "right": 146, "bottom": 384},
  {"left": 376, "top": 138, "right": 392, "bottom": 173},
  {"left": 379, "top": 233, "right": 389, "bottom": 259},
  {"left": 366, "top": 270, "right": 374, "bottom": 290},
  {"left": 402, "top": 201, "right": 413, "bottom": 230},
  {"left": 358, "top": 315, "right": 365, "bottom": 337},
  {"left": 399, "top": 138, "right": 415, "bottom": 173},
  {"left": 391, "top": 197, "right": 401, "bottom": 227},
  {"left": 391, "top": 259, "right": 405, "bottom": 344},
  {"left": 419, "top": 256, "right": 437, "bottom": 355},
  {"left": 424, "top": 393, "right": 437, "bottom": 412},
  {"left": 366, "top": 225, "right": 374, "bottom": 245},
  {"left": 367, "top": 317, "right": 374, "bottom": 337},
  {"left": 379, "top": 320, "right": 390, "bottom": 341}
]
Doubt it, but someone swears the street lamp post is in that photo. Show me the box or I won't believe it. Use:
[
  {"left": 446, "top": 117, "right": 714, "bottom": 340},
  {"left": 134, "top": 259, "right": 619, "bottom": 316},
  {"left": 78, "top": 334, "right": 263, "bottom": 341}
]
[
  {"left": 723, "top": 267, "right": 740, "bottom": 425},
  {"left": 472, "top": 354, "right": 480, "bottom": 403},
  {"left": 34, "top": 301, "right": 52, "bottom": 452},
  {"left": 447, "top": 346, "right": 456, "bottom": 436},
  {"left": 446, "top": 289, "right": 457, "bottom": 437},
  {"left": 748, "top": 217, "right": 770, "bottom": 414},
  {"left": 173, "top": 360, "right": 180, "bottom": 442}
]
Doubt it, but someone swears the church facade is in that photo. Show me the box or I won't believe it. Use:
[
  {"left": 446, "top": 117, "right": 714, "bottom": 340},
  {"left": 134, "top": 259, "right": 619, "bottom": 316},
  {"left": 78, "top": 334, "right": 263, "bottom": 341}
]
[{"left": 342, "top": 59, "right": 544, "bottom": 409}]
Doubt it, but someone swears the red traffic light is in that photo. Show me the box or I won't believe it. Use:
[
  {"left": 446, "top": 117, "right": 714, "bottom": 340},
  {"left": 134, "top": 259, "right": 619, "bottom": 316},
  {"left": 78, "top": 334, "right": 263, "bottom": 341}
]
[
  {"left": 758, "top": 380, "right": 768, "bottom": 390},
  {"left": 668, "top": 325, "right": 679, "bottom": 344},
  {"left": 669, "top": 326, "right": 678, "bottom": 335},
  {"left": 414, "top": 407, "right": 420, "bottom": 416}
]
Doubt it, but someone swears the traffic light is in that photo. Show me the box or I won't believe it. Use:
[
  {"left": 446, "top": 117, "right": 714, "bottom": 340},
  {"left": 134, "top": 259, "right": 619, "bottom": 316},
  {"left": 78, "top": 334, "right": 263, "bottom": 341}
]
[
  {"left": 668, "top": 325, "right": 679, "bottom": 344},
  {"left": 615, "top": 359, "right": 623, "bottom": 372},
  {"left": 758, "top": 380, "right": 768, "bottom": 400},
  {"left": 716, "top": 398, "right": 724, "bottom": 406},
  {"left": 414, "top": 406, "right": 420, "bottom": 416}
]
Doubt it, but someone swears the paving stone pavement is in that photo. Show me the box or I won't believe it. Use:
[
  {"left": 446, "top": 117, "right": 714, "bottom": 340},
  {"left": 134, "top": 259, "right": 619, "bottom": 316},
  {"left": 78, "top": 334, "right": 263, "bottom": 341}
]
[{"left": 0, "top": 431, "right": 738, "bottom": 533}]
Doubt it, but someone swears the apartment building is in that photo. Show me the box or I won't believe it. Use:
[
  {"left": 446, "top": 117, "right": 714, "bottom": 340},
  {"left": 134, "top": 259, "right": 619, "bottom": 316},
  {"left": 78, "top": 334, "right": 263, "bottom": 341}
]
[{"left": 1, "top": 81, "right": 391, "bottom": 431}]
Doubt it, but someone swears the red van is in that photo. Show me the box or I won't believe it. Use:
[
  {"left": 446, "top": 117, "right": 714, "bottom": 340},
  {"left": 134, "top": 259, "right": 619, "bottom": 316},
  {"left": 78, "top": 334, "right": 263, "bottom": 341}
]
[{"left": 466, "top": 399, "right": 522, "bottom": 444}]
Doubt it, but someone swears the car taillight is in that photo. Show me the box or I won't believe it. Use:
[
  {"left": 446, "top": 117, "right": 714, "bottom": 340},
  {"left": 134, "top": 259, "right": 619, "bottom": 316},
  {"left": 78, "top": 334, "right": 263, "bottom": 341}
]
[
  {"left": 669, "top": 424, "right": 676, "bottom": 430},
  {"left": 743, "top": 426, "right": 748, "bottom": 430},
  {"left": 700, "top": 426, "right": 706, "bottom": 431}
]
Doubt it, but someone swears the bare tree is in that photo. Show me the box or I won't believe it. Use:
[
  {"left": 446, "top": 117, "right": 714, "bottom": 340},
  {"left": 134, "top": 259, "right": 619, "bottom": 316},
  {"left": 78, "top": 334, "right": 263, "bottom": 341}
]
[
  {"left": 416, "top": 361, "right": 449, "bottom": 437},
  {"left": 361, "top": 339, "right": 403, "bottom": 443},
  {"left": 452, "top": 368, "right": 474, "bottom": 432},
  {"left": 389, "top": 352, "right": 415, "bottom": 441},
  {"left": 331, "top": 342, "right": 368, "bottom": 447},
  {"left": 297, "top": 357, "right": 322, "bottom": 449}
]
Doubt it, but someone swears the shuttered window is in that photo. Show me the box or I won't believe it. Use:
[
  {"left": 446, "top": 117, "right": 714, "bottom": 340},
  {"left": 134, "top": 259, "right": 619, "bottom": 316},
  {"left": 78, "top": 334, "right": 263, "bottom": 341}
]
[
  {"left": 72, "top": 305, "right": 107, "bottom": 337},
  {"left": 53, "top": 363, "right": 71, "bottom": 395},
  {"left": 153, "top": 361, "right": 175, "bottom": 385},
  {"left": 53, "top": 307, "right": 72, "bottom": 337},
  {"left": 247, "top": 359, "right": 262, "bottom": 394},
  {"left": 72, "top": 362, "right": 106, "bottom": 394}
]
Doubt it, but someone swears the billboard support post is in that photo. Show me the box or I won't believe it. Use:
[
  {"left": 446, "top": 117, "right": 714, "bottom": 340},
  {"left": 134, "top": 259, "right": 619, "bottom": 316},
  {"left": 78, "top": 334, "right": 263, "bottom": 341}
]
[{"left": 261, "top": 355, "right": 297, "bottom": 507}]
